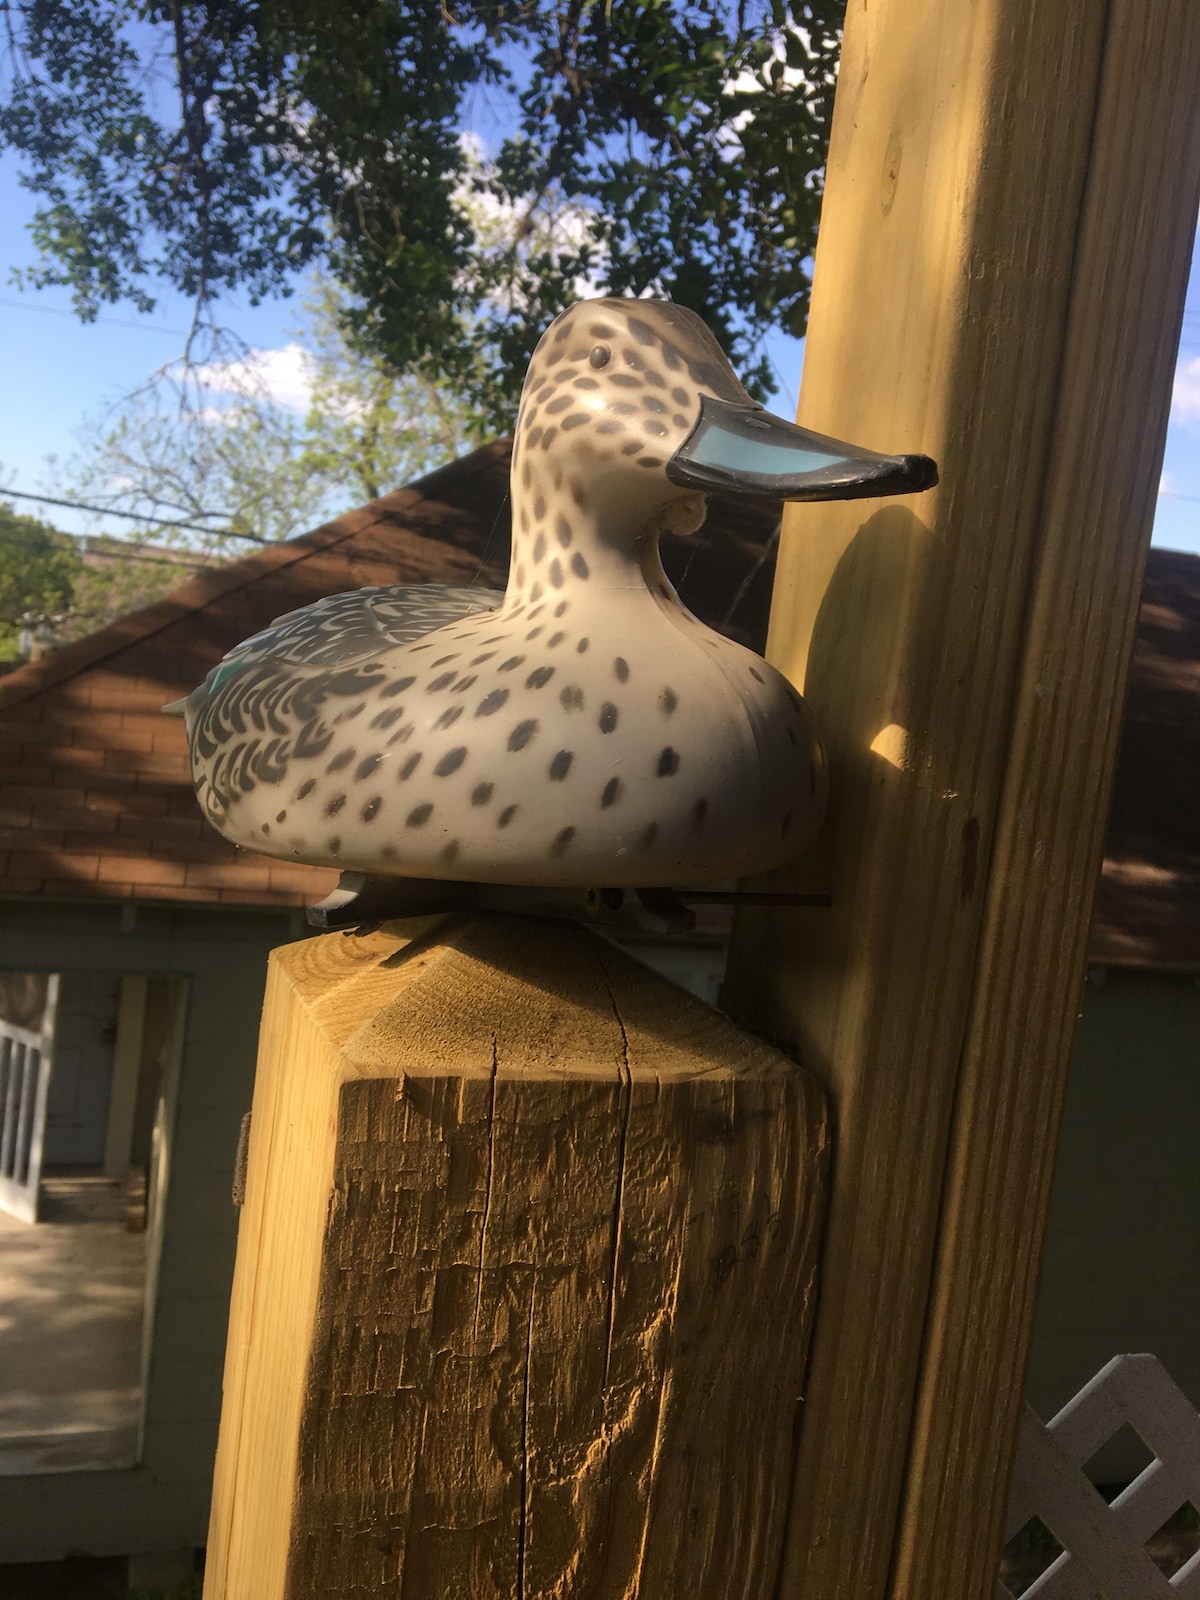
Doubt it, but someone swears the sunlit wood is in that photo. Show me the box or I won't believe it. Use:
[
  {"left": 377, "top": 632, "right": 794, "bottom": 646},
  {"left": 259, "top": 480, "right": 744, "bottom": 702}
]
[{"left": 725, "top": 3, "right": 1200, "bottom": 1597}]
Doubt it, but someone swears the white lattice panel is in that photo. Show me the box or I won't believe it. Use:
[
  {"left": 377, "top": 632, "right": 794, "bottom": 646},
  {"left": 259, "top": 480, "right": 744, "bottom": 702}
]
[{"left": 1000, "top": 1355, "right": 1200, "bottom": 1599}]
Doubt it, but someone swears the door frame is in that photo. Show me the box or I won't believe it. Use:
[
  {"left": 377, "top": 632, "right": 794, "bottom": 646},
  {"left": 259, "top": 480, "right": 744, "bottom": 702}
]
[{"left": 0, "top": 975, "right": 60, "bottom": 1224}]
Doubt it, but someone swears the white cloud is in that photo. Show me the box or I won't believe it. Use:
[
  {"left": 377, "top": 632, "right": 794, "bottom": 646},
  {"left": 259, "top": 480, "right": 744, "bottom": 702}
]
[
  {"left": 717, "top": 27, "right": 832, "bottom": 154},
  {"left": 451, "top": 135, "right": 607, "bottom": 309},
  {"left": 192, "top": 343, "right": 317, "bottom": 412},
  {"left": 1171, "top": 355, "right": 1200, "bottom": 425},
  {"left": 458, "top": 129, "right": 489, "bottom": 167},
  {"left": 1160, "top": 469, "right": 1175, "bottom": 497}
]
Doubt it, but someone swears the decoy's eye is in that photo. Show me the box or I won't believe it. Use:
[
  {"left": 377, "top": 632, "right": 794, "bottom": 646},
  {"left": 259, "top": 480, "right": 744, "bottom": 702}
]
[{"left": 589, "top": 344, "right": 611, "bottom": 369}]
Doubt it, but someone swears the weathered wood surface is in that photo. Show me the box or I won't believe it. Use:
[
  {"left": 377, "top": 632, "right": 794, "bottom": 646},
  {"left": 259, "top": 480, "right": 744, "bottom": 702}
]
[
  {"left": 724, "top": 2, "right": 1200, "bottom": 1599},
  {"left": 205, "top": 915, "right": 827, "bottom": 1600}
]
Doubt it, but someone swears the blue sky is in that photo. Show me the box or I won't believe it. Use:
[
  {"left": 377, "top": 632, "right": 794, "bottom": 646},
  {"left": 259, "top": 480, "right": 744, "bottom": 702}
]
[{"left": 0, "top": 149, "right": 1197, "bottom": 554}]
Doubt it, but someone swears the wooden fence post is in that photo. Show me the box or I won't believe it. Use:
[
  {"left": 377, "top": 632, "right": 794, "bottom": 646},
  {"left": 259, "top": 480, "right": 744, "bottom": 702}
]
[
  {"left": 724, "top": 3, "right": 1200, "bottom": 1599},
  {"left": 204, "top": 915, "right": 827, "bottom": 1599}
]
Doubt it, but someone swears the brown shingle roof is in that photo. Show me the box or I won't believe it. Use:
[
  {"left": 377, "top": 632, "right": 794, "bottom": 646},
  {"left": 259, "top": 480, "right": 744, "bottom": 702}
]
[
  {"left": 0, "top": 436, "right": 1193, "bottom": 967},
  {"left": 0, "top": 441, "right": 782, "bottom": 909},
  {"left": 0, "top": 445, "right": 518, "bottom": 907}
]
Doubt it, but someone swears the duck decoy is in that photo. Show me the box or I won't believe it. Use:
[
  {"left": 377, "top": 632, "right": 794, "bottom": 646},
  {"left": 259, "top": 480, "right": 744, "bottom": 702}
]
[{"left": 168, "top": 298, "right": 936, "bottom": 895}]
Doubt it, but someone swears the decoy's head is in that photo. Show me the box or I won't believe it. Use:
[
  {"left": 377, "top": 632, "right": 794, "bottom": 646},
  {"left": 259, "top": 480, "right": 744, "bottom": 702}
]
[{"left": 514, "top": 298, "right": 936, "bottom": 537}]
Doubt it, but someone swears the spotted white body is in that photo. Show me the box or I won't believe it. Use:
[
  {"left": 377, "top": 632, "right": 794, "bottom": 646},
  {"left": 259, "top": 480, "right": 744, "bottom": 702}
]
[{"left": 175, "top": 299, "right": 936, "bottom": 888}]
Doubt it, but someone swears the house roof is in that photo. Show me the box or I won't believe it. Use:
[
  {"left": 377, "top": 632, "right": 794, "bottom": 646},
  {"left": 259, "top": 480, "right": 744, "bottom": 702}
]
[
  {"left": 0, "top": 441, "right": 782, "bottom": 911},
  {"left": 0, "top": 438, "right": 1193, "bottom": 968},
  {"left": 0, "top": 444, "right": 512, "bottom": 908}
]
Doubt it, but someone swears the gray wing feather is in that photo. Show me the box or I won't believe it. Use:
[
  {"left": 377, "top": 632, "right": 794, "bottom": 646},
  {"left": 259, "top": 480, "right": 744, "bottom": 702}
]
[{"left": 214, "top": 584, "right": 503, "bottom": 671}]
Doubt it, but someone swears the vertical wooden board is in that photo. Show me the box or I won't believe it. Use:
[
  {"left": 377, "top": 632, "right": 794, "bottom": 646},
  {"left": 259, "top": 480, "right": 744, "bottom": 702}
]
[
  {"left": 887, "top": 7, "right": 1200, "bottom": 1594},
  {"left": 204, "top": 955, "right": 345, "bottom": 1600},
  {"left": 723, "top": 1, "right": 1200, "bottom": 1598}
]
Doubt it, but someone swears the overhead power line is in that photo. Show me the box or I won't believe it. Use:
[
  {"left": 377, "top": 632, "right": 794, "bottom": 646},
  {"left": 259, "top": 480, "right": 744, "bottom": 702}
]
[
  {"left": 0, "top": 294, "right": 190, "bottom": 337},
  {"left": 0, "top": 488, "right": 274, "bottom": 544}
]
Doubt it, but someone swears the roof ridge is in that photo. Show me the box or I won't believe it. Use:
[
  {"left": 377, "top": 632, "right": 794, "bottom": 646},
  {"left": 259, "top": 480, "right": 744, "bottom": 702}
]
[{"left": 0, "top": 440, "right": 512, "bottom": 711}]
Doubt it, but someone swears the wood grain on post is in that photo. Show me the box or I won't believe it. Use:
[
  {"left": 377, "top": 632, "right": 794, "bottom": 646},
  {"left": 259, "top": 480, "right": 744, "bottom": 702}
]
[
  {"left": 724, "top": 3, "right": 1200, "bottom": 1600},
  {"left": 204, "top": 915, "right": 827, "bottom": 1600}
]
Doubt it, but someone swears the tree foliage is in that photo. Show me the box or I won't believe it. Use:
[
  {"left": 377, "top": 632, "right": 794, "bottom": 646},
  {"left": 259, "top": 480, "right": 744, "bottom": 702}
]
[
  {"left": 67, "top": 277, "right": 484, "bottom": 562},
  {"left": 1, "top": 276, "right": 485, "bottom": 649},
  {"left": 0, "top": 498, "right": 200, "bottom": 658},
  {"left": 289, "top": 278, "right": 490, "bottom": 504},
  {"left": 0, "top": 0, "right": 843, "bottom": 426},
  {"left": 58, "top": 535, "right": 204, "bottom": 647},
  {"left": 0, "top": 501, "right": 81, "bottom": 658}
]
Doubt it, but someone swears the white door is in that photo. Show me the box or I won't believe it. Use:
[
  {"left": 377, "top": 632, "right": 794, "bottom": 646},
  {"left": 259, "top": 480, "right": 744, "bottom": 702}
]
[
  {"left": 43, "top": 971, "right": 121, "bottom": 1167},
  {"left": 0, "top": 976, "right": 60, "bottom": 1224}
]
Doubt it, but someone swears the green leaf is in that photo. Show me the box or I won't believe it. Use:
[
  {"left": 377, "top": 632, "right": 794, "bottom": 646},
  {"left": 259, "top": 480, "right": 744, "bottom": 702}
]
[{"left": 1, "top": 0, "right": 845, "bottom": 423}]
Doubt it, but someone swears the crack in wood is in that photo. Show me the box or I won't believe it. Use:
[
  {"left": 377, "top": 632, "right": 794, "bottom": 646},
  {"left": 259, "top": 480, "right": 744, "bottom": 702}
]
[
  {"left": 601, "top": 973, "right": 633, "bottom": 1400},
  {"left": 211, "top": 921, "right": 829, "bottom": 1600},
  {"left": 471, "top": 1033, "right": 500, "bottom": 1348},
  {"left": 517, "top": 1284, "right": 535, "bottom": 1600}
]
